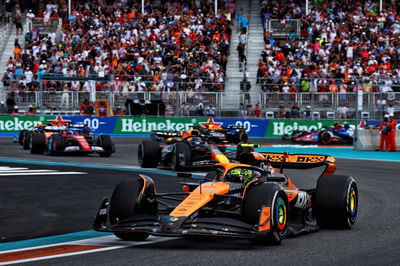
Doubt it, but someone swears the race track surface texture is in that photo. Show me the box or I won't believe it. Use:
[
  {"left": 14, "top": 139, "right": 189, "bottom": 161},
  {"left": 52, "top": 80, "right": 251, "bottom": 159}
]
[{"left": 0, "top": 137, "right": 399, "bottom": 265}]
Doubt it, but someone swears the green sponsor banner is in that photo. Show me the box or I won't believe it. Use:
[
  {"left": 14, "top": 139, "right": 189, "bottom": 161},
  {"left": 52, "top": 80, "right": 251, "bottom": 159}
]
[
  {"left": 114, "top": 117, "right": 202, "bottom": 134},
  {"left": 0, "top": 115, "right": 55, "bottom": 133},
  {"left": 266, "top": 120, "right": 354, "bottom": 137}
]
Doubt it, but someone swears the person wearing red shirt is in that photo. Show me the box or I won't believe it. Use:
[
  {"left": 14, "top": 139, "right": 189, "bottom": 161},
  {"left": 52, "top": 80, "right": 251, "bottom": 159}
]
[
  {"left": 379, "top": 114, "right": 392, "bottom": 151},
  {"left": 388, "top": 113, "right": 397, "bottom": 151}
]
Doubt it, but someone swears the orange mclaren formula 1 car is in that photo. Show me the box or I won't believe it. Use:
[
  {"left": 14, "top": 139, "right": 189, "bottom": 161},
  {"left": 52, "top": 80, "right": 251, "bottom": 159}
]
[{"left": 94, "top": 150, "right": 358, "bottom": 244}]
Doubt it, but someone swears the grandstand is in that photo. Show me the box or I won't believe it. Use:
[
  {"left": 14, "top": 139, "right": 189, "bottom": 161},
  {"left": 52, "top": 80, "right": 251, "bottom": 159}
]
[{"left": 0, "top": 0, "right": 399, "bottom": 120}]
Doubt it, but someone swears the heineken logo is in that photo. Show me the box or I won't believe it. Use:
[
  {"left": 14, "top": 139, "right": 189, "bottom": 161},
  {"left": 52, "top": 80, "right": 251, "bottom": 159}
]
[
  {"left": 272, "top": 122, "right": 324, "bottom": 136},
  {"left": 0, "top": 117, "right": 42, "bottom": 131},
  {"left": 121, "top": 118, "right": 194, "bottom": 133}
]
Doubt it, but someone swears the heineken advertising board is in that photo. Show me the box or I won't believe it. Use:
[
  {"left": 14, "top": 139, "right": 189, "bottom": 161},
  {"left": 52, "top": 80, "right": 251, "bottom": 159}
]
[
  {"left": 0, "top": 115, "right": 352, "bottom": 137},
  {"left": 266, "top": 120, "right": 354, "bottom": 137}
]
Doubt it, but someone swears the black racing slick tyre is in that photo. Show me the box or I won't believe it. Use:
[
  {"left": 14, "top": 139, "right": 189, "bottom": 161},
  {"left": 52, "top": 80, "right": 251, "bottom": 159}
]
[
  {"left": 109, "top": 178, "right": 150, "bottom": 241},
  {"left": 99, "top": 135, "right": 113, "bottom": 157},
  {"left": 48, "top": 134, "right": 64, "bottom": 155},
  {"left": 314, "top": 175, "right": 358, "bottom": 229},
  {"left": 242, "top": 183, "right": 289, "bottom": 245},
  {"left": 30, "top": 133, "right": 45, "bottom": 154},
  {"left": 138, "top": 140, "right": 160, "bottom": 168},
  {"left": 19, "top": 130, "right": 28, "bottom": 145},
  {"left": 318, "top": 131, "right": 331, "bottom": 145},
  {"left": 170, "top": 142, "right": 191, "bottom": 171},
  {"left": 233, "top": 130, "right": 248, "bottom": 144},
  {"left": 23, "top": 131, "right": 32, "bottom": 150}
]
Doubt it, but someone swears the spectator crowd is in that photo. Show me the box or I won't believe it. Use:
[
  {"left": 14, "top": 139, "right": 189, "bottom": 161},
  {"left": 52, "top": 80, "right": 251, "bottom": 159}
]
[
  {"left": 258, "top": 0, "right": 400, "bottom": 96},
  {"left": 2, "top": 0, "right": 235, "bottom": 97}
]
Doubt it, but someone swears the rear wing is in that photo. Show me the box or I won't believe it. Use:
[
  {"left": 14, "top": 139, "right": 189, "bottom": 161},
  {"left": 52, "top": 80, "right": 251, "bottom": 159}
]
[
  {"left": 256, "top": 152, "right": 335, "bottom": 169},
  {"left": 237, "top": 144, "right": 336, "bottom": 176}
]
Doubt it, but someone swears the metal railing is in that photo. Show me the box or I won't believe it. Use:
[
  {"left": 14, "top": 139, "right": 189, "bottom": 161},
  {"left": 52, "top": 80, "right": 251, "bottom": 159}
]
[{"left": 1, "top": 90, "right": 399, "bottom": 120}]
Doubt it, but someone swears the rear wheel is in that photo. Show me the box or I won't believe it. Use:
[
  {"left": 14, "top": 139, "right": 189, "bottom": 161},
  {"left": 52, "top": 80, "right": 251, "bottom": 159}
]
[
  {"left": 30, "top": 133, "right": 46, "bottom": 154},
  {"left": 242, "top": 183, "right": 289, "bottom": 245},
  {"left": 319, "top": 131, "right": 331, "bottom": 145},
  {"left": 48, "top": 134, "right": 64, "bottom": 155},
  {"left": 314, "top": 175, "right": 358, "bottom": 229},
  {"left": 99, "top": 135, "right": 113, "bottom": 157},
  {"left": 109, "top": 178, "right": 151, "bottom": 241},
  {"left": 170, "top": 142, "right": 191, "bottom": 171},
  {"left": 22, "top": 131, "right": 32, "bottom": 150},
  {"left": 138, "top": 140, "right": 160, "bottom": 167}
]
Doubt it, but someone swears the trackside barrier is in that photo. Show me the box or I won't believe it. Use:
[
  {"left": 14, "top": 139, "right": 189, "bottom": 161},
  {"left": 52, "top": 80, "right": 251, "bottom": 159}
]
[
  {"left": 356, "top": 128, "right": 400, "bottom": 151},
  {"left": 0, "top": 115, "right": 386, "bottom": 139}
]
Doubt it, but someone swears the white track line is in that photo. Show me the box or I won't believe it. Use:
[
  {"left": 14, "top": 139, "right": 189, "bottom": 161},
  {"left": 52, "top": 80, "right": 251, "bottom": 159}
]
[
  {"left": 0, "top": 172, "right": 87, "bottom": 176},
  {"left": 0, "top": 236, "right": 177, "bottom": 265}
]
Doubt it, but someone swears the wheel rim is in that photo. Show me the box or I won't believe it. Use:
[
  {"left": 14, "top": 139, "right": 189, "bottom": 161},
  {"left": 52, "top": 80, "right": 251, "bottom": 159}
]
[
  {"left": 347, "top": 185, "right": 357, "bottom": 223},
  {"left": 322, "top": 132, "right": 330, "bottom": 143},
  {"left": 275, "top": 197, "right": 287, "bottom": 233}
]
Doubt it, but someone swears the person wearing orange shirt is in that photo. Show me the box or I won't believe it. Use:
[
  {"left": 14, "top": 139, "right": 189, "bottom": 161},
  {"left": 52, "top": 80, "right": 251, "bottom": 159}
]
[{"left": 13, "top": 45, "right": 22, "bottom": 59}]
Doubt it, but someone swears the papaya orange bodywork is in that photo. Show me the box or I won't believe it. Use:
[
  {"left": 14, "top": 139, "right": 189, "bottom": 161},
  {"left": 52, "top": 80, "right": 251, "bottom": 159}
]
[
  {"left": 258, "top": 206, "right": 271, "bottom": 231},
  {"left": 169, "top": 182, "right": 230, "bottom": 217}
]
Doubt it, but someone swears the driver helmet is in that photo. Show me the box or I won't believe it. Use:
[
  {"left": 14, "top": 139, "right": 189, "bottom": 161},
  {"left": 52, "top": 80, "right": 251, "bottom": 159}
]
[{"left": 226, "top": 168, "right": 256, "bottom": 184}]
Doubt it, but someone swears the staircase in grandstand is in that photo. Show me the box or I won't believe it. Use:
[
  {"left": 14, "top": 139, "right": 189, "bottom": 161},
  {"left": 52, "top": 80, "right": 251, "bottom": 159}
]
[{"left": 225, "top": 0, "right": 264, "bottom": 111}]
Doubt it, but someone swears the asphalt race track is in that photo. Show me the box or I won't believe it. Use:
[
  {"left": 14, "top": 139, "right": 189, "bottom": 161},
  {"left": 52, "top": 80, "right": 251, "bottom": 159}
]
[{"left": 0, "top": 137, "right": 399, "bottom": 265}]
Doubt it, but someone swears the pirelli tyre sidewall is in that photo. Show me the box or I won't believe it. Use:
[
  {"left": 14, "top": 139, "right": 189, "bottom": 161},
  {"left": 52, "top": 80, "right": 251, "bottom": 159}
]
[
  {"left": 314, "top": 175, "right": 358, "bottom": 229},
  {"left": 243, "top": 183, "right": 289, "bottom": 245},
  {"left": 109, "top": 178, "right": 150, "bottom": 241}
]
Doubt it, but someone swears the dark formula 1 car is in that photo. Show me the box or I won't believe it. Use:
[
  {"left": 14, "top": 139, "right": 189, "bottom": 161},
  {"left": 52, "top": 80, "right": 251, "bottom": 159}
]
[
  {"left": 196, "top": 119, "right": 248, "bottom": 144},
  {"left": 94, "top": 153, "right": 358, "bottom": 245},
  {"left": 138, "top": 129, "right": 232, "bottom": 170},
  {"left": 282, "top": 124, "right": 354, "bottom": 145},
  {"left": 29, "top": 125, "right": 115, "bottom": 157}
]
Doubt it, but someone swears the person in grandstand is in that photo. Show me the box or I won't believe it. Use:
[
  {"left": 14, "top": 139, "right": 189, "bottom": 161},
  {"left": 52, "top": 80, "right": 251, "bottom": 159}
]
[
  {"left": 337, "top": 104, "right": 349, "bottom": 119},
  {"left": 205, "top": 104, "right": 216, "bottom": 117},
  {"left": 26, "top": 105, "right": 36, "bottom": 115},
  {"left": 113, "top": 106, "right": 125, "bottom": 116}
]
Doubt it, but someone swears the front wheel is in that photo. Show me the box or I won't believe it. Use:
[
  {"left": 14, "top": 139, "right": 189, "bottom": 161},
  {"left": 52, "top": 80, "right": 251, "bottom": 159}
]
[
  {"left": 170, "top": 142, "right": 191, "bottom": 171},
  {"left": 109, "top": 178, "right": 150, "bottom": 241},
  {"left": 242, "top": 183, "right": 289, "bottom": 245},
  {"left": 23, "top": 131, "right": 32, "bottom": 150},
  {"left": 98, "top": 135, "right": 113, "bottom": 157},
  {"left": 318, "top": 131, "right": 331, "bottom": 145},
  {"left": 19, "top": 130, "right": 29, "bottom": 145},
  {"left": 138, "top": 140, "right": 160, "bottom": 167}
]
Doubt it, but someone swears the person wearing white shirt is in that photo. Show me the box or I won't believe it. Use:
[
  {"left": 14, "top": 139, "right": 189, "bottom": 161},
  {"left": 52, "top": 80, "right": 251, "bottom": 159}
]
[{"left": 26, "top": 10, "right": 35, "bottom": 30}]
